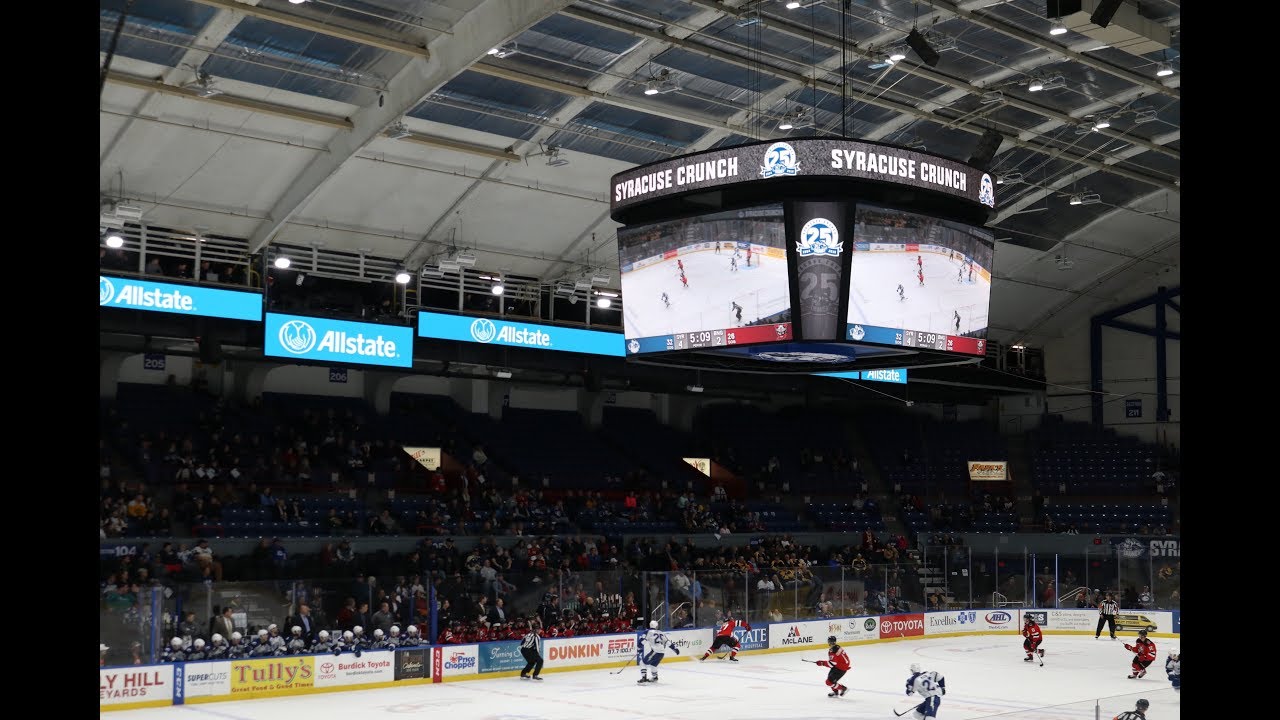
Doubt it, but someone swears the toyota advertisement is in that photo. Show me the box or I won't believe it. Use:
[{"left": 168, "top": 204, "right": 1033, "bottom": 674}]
[
  {"left": 265, "top": 313, "right": 414, "bottom": 368},
  {"left": 879, "top": 614, "right": 925, "bottom": 639}
]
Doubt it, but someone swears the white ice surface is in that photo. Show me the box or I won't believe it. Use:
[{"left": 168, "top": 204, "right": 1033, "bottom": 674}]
[
  {"left": 105, "top": 635, "right": 1180, "bottom": 720},
  {"left": 621, "top": 250, "right": 788, "bottom": 339},
  {"left": 847, "top": 252, "right": 991, "bottom": 337}
]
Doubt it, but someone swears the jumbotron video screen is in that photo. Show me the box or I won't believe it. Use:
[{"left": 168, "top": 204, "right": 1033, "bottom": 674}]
[
  {"left": 845, "top": 203, "right": 994, "bottom": 356},
  {"left": 618, "top": 204, "right": 792, "bottom": 353}
]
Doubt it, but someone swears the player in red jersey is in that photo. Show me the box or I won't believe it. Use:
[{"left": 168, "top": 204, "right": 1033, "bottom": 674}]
[
  {"left": 677, "top": 259, "right": 684, "bottom": 272},
  {"left": 814, "top": 635, "right": 851, "bottom": 697},
  {"left": 917, "top": 255, "right": 923, "bottom": 269},
  {"left": 1124, "top": 630, "right": 1158, "bottom": 679},
  {"left": 700, "top": 613, "right": 750, "bottom": 662},
  {"left": 1022, "top": 615, "right": 1044, "bottom": 663},
  {"left": 680, "top": 273, "right": 689, "bottom": 289},
  {"left": 746, "top": 247, "right": 753, "bottom": 266},
  {"left": 917, "top": 269, "right": 924, "bottom": 286}
]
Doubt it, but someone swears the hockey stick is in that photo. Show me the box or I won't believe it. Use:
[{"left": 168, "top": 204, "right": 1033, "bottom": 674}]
[
  {"left": 801, "top": 659, "right": 819, "bottom": 664},
  {"left": 893, "top": 707, "right": 914, "bottom": 718},
  {"left": 610, "top": 655, "right": 636, "bottom": 675}
]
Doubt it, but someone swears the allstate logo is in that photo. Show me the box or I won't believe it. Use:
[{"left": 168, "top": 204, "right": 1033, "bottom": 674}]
[
  {"left": 849, "top": 325, "right": 866, "bottom": 341},
  {"left": 278, "top": 320, "right": 318, "bottom": 354},
  {"left": 470, "top": 318, "right": 498, "bottom": 343},
  {"left": 627, "top": 339, "right": 640, "bottom": 354},
  {"left": 760, "top": 141, "right": 799, "bottom": 178},
  {"left": 978, "top": 173, "right": 995, "bottom": 208},
  {"left": 100, "top": 276, "right": 115, "bottom": 305},
  {"left": 797, "top": 218, "right": 842, "bottom": 257}
]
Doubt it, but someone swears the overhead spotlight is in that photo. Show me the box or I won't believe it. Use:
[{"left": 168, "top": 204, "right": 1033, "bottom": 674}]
[
  {"left": 274, "top": 256, "right": 291, "bottom": 269},
  {"left": 288, "top": 0, "right": 308, "bottom": 4},
  {"left": 1155, "top": 62, "right": 1174, "bottom": 77},
  {"left": 488, "top": 43, "right": 517, "bottom": 59},
  {"left": 487, "top": 47, "right": 500, "bottom": 55},
  {"left": 778, "top": 120, "right": 793, "bottom": 130},
  {"left": 544, "top": 145, "right": 569, "bottom": 167},
  {"left": 554, "top": 283, "right": 576, "bottom": 297},
  {"left": 395, "top": 268, "right": 411, "bottom": 284},
  {"left": 454, "top": 252, "right": 477, "bottom": 267},
  {"left": 438, "top": 259, "right": 461, "bottom": 272},
  {"left": 686, "top": 384, "right": 704, "bottom": 393},
  {"left": 778, "top": 108, "right": 813, "bottom": 131},
  {"left": 642, "top": 69, "right": 679, "bottom": 96},
  {"left": 183, "top": 71, "right": 223, "bottom": 98},
  {"left": 491, "top": 281, "right": 504, "bottom": 295},
  {"left": 596, "top": 297, "right": 612, "bottom": 309},
  {"left": 494, "top": 369, "right": 513, "bottom": 379},
  {"left": 1068, "top": 194, "right": 1083, "bottom": 206},
  {"left": 422, "top": 266, "right": 445, "bottom": 279},
  {"left": 104, "top": 231, "right": 124, "bottom": 248},
  {"left": 644, "top": 82, "right": 660, "bottom": 96},
  {"left": 888, "top": 48, "right": 908, "bottom": 62},
  {"left": 905, "top": 28, "right": 941, "bottom": 68},
  {"left": 568, "top": 293, "right": 579, "bottom": 305},
  {"left": 1092, "top": 116, "right": 1111, "bottom": 131},
  {"left": 1049, "top": 25, "right": 1068, "bottom": 35},
  {"left": 384, "top": 121, "right": 412, "bottom": 140},
  {"left": 1078, "top": 192, "right": 1101, "bottom": 205},
  {"left": 785, "top": 1, "right": 801, "bottom": 7},
  {"left": 1028, "top": 77, "right": 1045, "bottom": 92},
  {"left": 574, "top": 277, "right": 594, "bottom": 291},
  {"left": 980, "top": 91, "right": 1003, "bottom": 105},
  {"left": 591, "top": 275, "right": 612, "bottom": 287},
  {"left": 998, "top": 171, "right": 1023, "bottom": 185},
  {"left": 1133, "top": 108, "right": 1157, "bottom": 124}
]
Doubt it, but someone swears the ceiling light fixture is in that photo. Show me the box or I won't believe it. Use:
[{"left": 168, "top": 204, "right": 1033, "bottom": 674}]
[
  {"left": 1155, "top": 62, "right": 1174, "bottom": 77},
  {"left": 1049, "top": 24, "right": 1067, "bottom": 35},
  {"left": 997, "top": 171, "right": 1023, "bottom": 185},
  {"left": 980, "top": 91, "right": 1003, "bottom": 104},
  {"left": 395, "top": 269, "right": 411, "bottom": 284},
  {"left": 455, "top": 252, "right": 477, "bottom": 267},
  {"left": 1092, "top": 116, "right": 1111, "bottom": 130},
  {"left": 183, "top": 71, "right": 223, "bottom": 98},
  {"left": 494, "top": 369, "right": 513, "bottom": 379},
  {"left": 1068, "top": 194, "right": 1083, "bottom": 206},
  {"left": 105, "top": 232, "right": 124, "bottom": 248},
  {"left": 384, "top": 121, "right": 412, "bottom": 140},
  {"left": 596, "top": 297, "right": 612, "bottom": 308},
  {"left": 488, "top": 43, "right": 517, "bottom": 59},
  {"left": 1133, "top": 108, "right": 1157, "bottom": 124},
  {"left": 786, "top": 0, "right": 802, "bottom": 7},
  {"left": 1028, "top": 77, "right": 1045, "bottom": 92},
  {"left": 438, "top": 259, "right": 460, "bottom": 272},
  {"left": 888, "top": 48, "right": 908, "bottom": 62},
  {"left": 274, "top": 256, "right": 291, "bottom": 269},
  {"left": 642, "top": 69, "right": 679, "bottom": 96},
  {"left": 686, "top": 384, "right": 704, "bottom": 393},
  {"left": 288, "top": 0, "right": 308, "bottom": 4},
  {"left": 422, "top": 266, "right": 445, "bottom": 279},
  {"left": 491, "top": 281, "right": 504, "bottom": 295}
]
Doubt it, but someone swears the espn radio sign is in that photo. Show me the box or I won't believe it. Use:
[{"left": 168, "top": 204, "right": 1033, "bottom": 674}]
[
  {"left": 880, "top": 614, "right": 925, "bottom": 639},
  {"left": 967, "top": 461, "right": 1008, "bottom": 481},
  {"left": 606, "top": 637, "right": 636, "bottom": 656}
]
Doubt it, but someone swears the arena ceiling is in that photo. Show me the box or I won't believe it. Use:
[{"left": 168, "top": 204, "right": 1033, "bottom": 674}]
[{"left": 99, "top": 0, "right": 1180, "bottom": 347}]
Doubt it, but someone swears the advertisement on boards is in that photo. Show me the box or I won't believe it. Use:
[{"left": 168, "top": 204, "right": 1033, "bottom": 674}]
[
  {"left": 479, "top": 641, "right": 527, "bottom": 674},
  {"left": 314, "top": 652, "right": 394, "bottom": 687},
  {"left": 542, "top": 636, "right": 615, "bottom": 669},
  {"left": 440, "top": 645, "right": 479, "bottom": 678},
  {"left": 925, "top": 610, "right": 983, "bottom": 635},
  {"left": 666, "top": 628, "right": 712, "bottom": 655},
  {"left": 395, "top": 648, "right": 429, "bottom": 680},
  {"left": 229, "top": 657, "right": 315, "bottom": 697},
  {"left": 733, "top": 625, "right": 769, "bottom": 651},
  {"left": 180, "top": 661, "right": 231, "bottom": 700},
  {"left": 100, "top": 665, "right": 172, "bottom": 707},
  {"left": 879, "top": 614, "right": 925, "bottom": 639}
]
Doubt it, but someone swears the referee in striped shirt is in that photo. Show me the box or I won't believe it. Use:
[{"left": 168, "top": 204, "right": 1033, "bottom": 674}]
[
  {"left": 520, "top": 621, "right": 544, "bottom": 680},
  {"left": 1096, "top": 593, "right": 1119, "bottom": 640}
]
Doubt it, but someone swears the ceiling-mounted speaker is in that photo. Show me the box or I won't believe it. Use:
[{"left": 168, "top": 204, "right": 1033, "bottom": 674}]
[
  {"left": 966, "top": 129, "right": 1003, "bottom": 169},
  {"left": 1089, "top": 0, "right": 1123, "bottom": 28},
  {"left": 905, "top": 28, "right": 940, "bottom": 68}
]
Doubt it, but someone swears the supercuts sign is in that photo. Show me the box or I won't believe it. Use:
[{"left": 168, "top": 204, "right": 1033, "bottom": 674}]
[{"left": 610, "top": 139, "right": 995, "bottom": 215}]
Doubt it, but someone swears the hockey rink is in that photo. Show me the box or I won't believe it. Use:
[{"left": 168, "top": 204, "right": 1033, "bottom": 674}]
[
  {"left": 622, "top": 250, "right": 788, "bottom": 339},
  {"left": 104, "top": 635, "right": 1179, "bottom": 720},
  {"left": 847, "top": 252, "right": 991, "bottom": 337}
]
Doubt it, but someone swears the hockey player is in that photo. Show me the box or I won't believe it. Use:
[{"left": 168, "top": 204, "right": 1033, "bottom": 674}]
[
  {"left": 162, "top": 637, "right": 187, "bottom": 663},
  {"left": 917, "top": 269, "right": 925, "bottom": 287},
  {"left": 917, "top": 255, "right": 923, "bottom": 270},
  {"left": 700, "top": 613, "right": 750, "bottom": 662},
  {"left": 968, "top": 266, "right": 974, "bottom": 283},
  {"left": 637, "top": 620, "right": 681, "bottom": 684},
  {"left": 904, "top": 663, "right": 946, "bottom": 719},
  {"left": 226, "top": 631, "right": 248, "bottom": 659},
  {"left": 814, "top": 635, "right": 851, "bottom": 697},
  {"left": 249, "top": 629, "right": 273, "bottom": 656},
  {"left": 746, "top": 247, "right": 752, "bottom": 266},
  {"left": 1165, "top": 647, "right": 1179, "bottom": 691},
  {"left": 730, "top": 256, "right": 738, "bottom": 272},
  {"left": 1123, "top": 630, "right": 1157, "bottom": 678},
  {"left": 1022, "top": 615, "right": 1044, "bottom": 663},
  {"left": 371, "top": 628, "right": 389, "bottom": 650},
  {"left": 661, "top": 292, "right": 670, "bottom": 308},
  {"left": 680, "top": 273, "right": 689, "bottom": 289},
  {"left": 386, "top": 625, "right": 402, "bottom": 649},
  {"left": 287, "top": 626, "right": 310, "bottom": 654},
  {"left": 735, "top": 305, "right": 743, "bottom": 324},
  {"left": 1112, "top": 699, "right": 1149, "bottom": 720},
  {"left": 954, "top": 311, "right": 961, "bottom": 334},
  {"left": 677, "top": 259, "right": 685, "bottom": 273},
  {"left": 957, "top": 264, "right": 963, "bottom": 282},
  {"left": 187, "top": 638, "right": 208, "bottom": 661},
  {"left": 897, "top": 284, "right": 905, "bottom": 301},
  {"left": 208, "top": 633, "right": 228, "bottom": 660},
  {"left": 714, "top": 242, "right": 722, "bottom": 255},
  {"left": 311, "top": 630, "right": 335, "bottom": 654},
  {"left": 402, "top": 625, "right": 422, "bottom": 647}
]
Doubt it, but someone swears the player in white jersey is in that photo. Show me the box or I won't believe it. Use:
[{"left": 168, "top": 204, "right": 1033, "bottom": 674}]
[
  {"left": 897, "top": 284, "right": 905, "bottom": 301},
  {"left": 637, "top": 620, "right": 681, "bottom": 684},
  {"left": 662, "top": 292, "right": 670, "bottom": 308},
  {"left": 730, "top": 256, "right": 738, "bottom": 272},
  {"left": 1165, "top": 647, "right": 1179, "bottom": 691},
  {"left": 903, "top": 663, "right": 946, "bottom": 719}
]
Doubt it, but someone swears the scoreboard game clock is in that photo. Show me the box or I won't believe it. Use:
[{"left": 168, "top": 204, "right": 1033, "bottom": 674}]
[{"left": 611, "top": 138, "right": 998, "bottom": 374}]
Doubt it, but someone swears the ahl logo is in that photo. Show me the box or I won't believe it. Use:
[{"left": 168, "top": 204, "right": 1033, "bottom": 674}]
[
  {"left": 627, "top": 339, "right": 640, "bottom": 354},
  {"left": 978, "top": 173, "right": 995, "bottom": 208},
  {"left": 985, "top": 611, "right": 1012, "bottom": 624},
  {"left": 470, "top": 318, "right": 498, "bottom": 343},
  {"left": 760, "top": 141, "right": 799, "bottom": 178},
  {"left": 797, "top": 218, "right": 842, "bottom": 257},
  {"left": 958, "top": 611, "right": 977, "bottom": 624},
  {"left": 849, "top": 325, "right": 866, "bottom": 341},
  {"left": 100, "top": 276, "right": 116, "bottom": 304},
  {"left": 279, "top": 320, "right": 318, "bottom": 354}
]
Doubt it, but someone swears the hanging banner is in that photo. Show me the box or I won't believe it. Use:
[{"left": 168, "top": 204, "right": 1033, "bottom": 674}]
[
  {"left": 967, "top": 461, "right": 1008, "bottom": 481},
  {"left": 683, "top": 457, "right": 711, "bottom": 476},
  {"left": 403, "top": 447, "right": 442, "bottom": 472}
]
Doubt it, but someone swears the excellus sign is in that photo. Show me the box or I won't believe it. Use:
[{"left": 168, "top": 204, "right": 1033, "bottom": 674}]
[{"left": 610, "top": 138, "right": 996, "bottom": 214}]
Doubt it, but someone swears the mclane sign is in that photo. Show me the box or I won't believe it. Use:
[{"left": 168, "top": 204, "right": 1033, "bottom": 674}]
[
  {"left": 418, "top": 311, "right": 624, "bottom": 357},
  {"left": 967, "top": 461, "right": 1008, "bottom": 481},
  {"left": 610, "top": 138, "right": 995, "bottom": 214},
  {"left": 100, "top": 275, "right": 262, "bottom": 321},
  {"left": 265, "top": 313, "right": 413, "bottom": 368}
]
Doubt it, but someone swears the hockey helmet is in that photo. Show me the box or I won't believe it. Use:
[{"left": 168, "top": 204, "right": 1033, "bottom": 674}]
[
  {"left": 650, "top": 620, "right": 659, "bottom": 629},
  {"left": 827, "top": 635, "right": 837, "bottom": 645},
  {"left": 353, "top": 625, "right": 364, "bottom": 635},
  {"left": 257, "top": 629, "right": 269, "bottom": 637},
  {"left": 231, "top": 631, "right": 242, "bottom": 642},
  {"left": 1137, "top": 629, "right": 1148, "bottom": 637},
  {"left": 1167, "top": 647, "right": 1179, "bottom": 658},
  {"left": 211, "top": 633, "right": 224, "bottom": 644},
  {"left": 343, "top": 630, "right": 354, "bottom": 641},
  {"left": 194, "top": 639, "right": 205, "bottom": 649},
  {"left": 292, "top": 626, "right": 302, "bottom": 635},
  {"left": 1024, "top": 614, "right": 1034, "bottom": 623},
  {"left": 318, "top": 630, "right": 329, "bottom": 640},
  {"left": 389, "top": 626, "right": 401, "bottom": 637},
  {"left": 407, "top": 625, "right": 420, "bottom": 635},
  {"left": 171, "top": 637, "right": 184, "bottom": 649},
  {"left": 1136, "top": 699, "right": 1149, "bottom": 710},
  {"left": 374, "top": 629, "right": 384, "bottom": 639},
  {"left": 910, "top": 663, "right": 922, "bottom": 673}
]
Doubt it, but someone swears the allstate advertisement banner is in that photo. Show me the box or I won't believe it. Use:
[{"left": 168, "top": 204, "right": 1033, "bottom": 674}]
[
  {"left": 265, "top": 313, "right": 413, "bottom": 368},
  {"left": 229, "top": 657, "right": 315, "bottom": 697},
  {"left": 100, "top": 275, "right": 262, "bottom": 321},
  {"left": 479, "top": 641, "right": 526, "bottom": 674},
  {"left": 733, "top": 625, "right": 769, "bottom": 651},
  {"left": 395, "top": 648, "right": 429, "bottom": 680},
  {"left": 860, "top": 368, "right": 907, "bottom": 384},
  {"left": 179, "top": 661, "right": 231, "bottom": 701},
  {"left": 417, "top": 311, "right": 624, "bottom": 357},
  {"left": 101, "top": 665, "right": 172, "bottom": 706},
  {"left": 314, "top": 652, "right": 394, "bottom": 687},
  {"left": 879, "top": 614, "right": 925, "bottom": 639}
]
